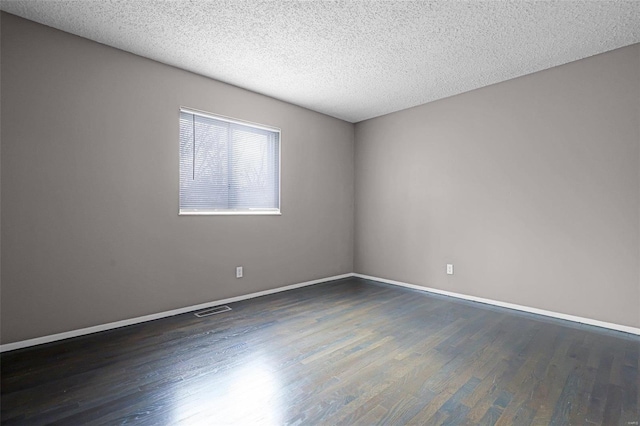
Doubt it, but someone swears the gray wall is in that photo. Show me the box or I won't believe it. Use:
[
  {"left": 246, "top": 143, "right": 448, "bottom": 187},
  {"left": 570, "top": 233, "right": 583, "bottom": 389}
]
[
  {"left": 355, "top": 44, "right": 640, "bottom": 328},
  {"left": 0, "top": 13, "right": 354, "bottom": 344},
  {"left": 2, "top": 12, "right": 638, "bottom": 345}
]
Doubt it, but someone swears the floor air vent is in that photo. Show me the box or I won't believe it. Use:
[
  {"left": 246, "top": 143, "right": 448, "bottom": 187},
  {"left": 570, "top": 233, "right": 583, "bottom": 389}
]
[{"left": 194, "top": 305, "right": 232, "bottom": 317}]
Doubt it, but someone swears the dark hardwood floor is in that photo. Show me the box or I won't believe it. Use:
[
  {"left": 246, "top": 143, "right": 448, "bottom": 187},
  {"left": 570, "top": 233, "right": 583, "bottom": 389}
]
[{"left": 1, "top": 277, "right": 639, "bottom": 425}]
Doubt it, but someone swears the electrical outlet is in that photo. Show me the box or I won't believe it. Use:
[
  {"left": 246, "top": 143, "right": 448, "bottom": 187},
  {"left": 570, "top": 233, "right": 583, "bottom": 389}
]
[
  {"left": 446, "top": 264, "right": 454, "bottom": 275},
  {"left": 236, "top": 266, "right": 243, "bottom": 278}
]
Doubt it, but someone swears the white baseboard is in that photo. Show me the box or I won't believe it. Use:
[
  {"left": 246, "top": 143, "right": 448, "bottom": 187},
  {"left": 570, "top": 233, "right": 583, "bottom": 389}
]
[
  {"left": 3, "top": 271, "right": 637, "bottom": 353},
  {"left": 353, "top": 273, "right": 640, "bottom": 336},
  {"left": 0, "top": 273, "right": 353, "bottom": 353}
]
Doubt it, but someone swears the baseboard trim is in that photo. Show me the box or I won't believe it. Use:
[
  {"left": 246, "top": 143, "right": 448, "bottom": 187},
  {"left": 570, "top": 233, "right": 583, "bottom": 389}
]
[
  {"left": 0, "top": 273, "right": 353, "bottom": 353},
  {"left": 4, "top": 271, "right": 637, "bottom": 352},
  {"left": 353, "top": 273, "right": 640, "bottom": 336}
]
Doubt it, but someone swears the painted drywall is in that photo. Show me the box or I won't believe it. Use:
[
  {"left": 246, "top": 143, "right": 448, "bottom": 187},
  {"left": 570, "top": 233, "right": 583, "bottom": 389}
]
[
  {"left": 0, "top": 13, "right": 354, "bottom": 344},
  {"left": 355, "top": 44, "right": 640, "bottom": 328}
]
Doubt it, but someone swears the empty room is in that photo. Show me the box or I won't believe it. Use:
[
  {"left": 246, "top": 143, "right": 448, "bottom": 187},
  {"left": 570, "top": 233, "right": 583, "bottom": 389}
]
[{"left": 1, "top": 1, "right": 639, "bottom": 425}]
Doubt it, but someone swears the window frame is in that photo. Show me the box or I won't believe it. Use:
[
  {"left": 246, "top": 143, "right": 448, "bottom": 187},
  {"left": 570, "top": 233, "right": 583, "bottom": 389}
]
[{"left": 178, "top": 107, "right": 282, "bottom": 216}]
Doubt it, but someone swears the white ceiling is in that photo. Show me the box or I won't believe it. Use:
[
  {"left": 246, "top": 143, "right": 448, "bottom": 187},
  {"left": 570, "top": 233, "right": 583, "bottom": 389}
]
[{"left": 2, "top": 1, "right": 639, "bottom": 123}]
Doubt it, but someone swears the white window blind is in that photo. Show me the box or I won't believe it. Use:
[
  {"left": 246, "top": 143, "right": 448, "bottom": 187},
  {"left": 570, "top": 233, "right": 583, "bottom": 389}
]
[{"left": 179, "top": 109, "right": 280, "bottom": 215}]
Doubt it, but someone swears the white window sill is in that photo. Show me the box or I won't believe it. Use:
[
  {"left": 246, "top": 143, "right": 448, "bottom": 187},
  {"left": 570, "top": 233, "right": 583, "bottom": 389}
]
[{"left": 179, "top": 210, "right": 281, "bottom": 216}]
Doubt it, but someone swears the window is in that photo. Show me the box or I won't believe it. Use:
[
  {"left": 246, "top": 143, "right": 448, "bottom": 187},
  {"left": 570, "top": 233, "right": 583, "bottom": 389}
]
[{"left": 179, "top": 108, "right": 280, "bottom": 215}]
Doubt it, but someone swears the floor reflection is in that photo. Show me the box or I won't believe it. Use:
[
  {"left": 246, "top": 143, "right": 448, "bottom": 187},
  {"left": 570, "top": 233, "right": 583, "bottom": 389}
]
[{"left": 171, "top": 353, "right": 282, "bottom": 425}]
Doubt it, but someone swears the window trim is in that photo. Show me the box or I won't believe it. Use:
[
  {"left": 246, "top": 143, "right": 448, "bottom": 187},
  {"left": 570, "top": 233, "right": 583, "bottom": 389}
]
[{"left": 178, "top": 107, "right": 282, "bottom": 216}]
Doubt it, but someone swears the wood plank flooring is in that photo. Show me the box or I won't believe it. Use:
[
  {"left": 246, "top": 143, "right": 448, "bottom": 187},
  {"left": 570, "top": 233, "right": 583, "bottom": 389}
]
[{"left": 1, "top": 277, "right": 639, "bottom": 425}]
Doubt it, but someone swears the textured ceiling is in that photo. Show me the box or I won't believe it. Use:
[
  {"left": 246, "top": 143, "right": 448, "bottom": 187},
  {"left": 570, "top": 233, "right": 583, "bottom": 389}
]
[{"left": 1, "top": 1, "right": 639, "bottom": 123}]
